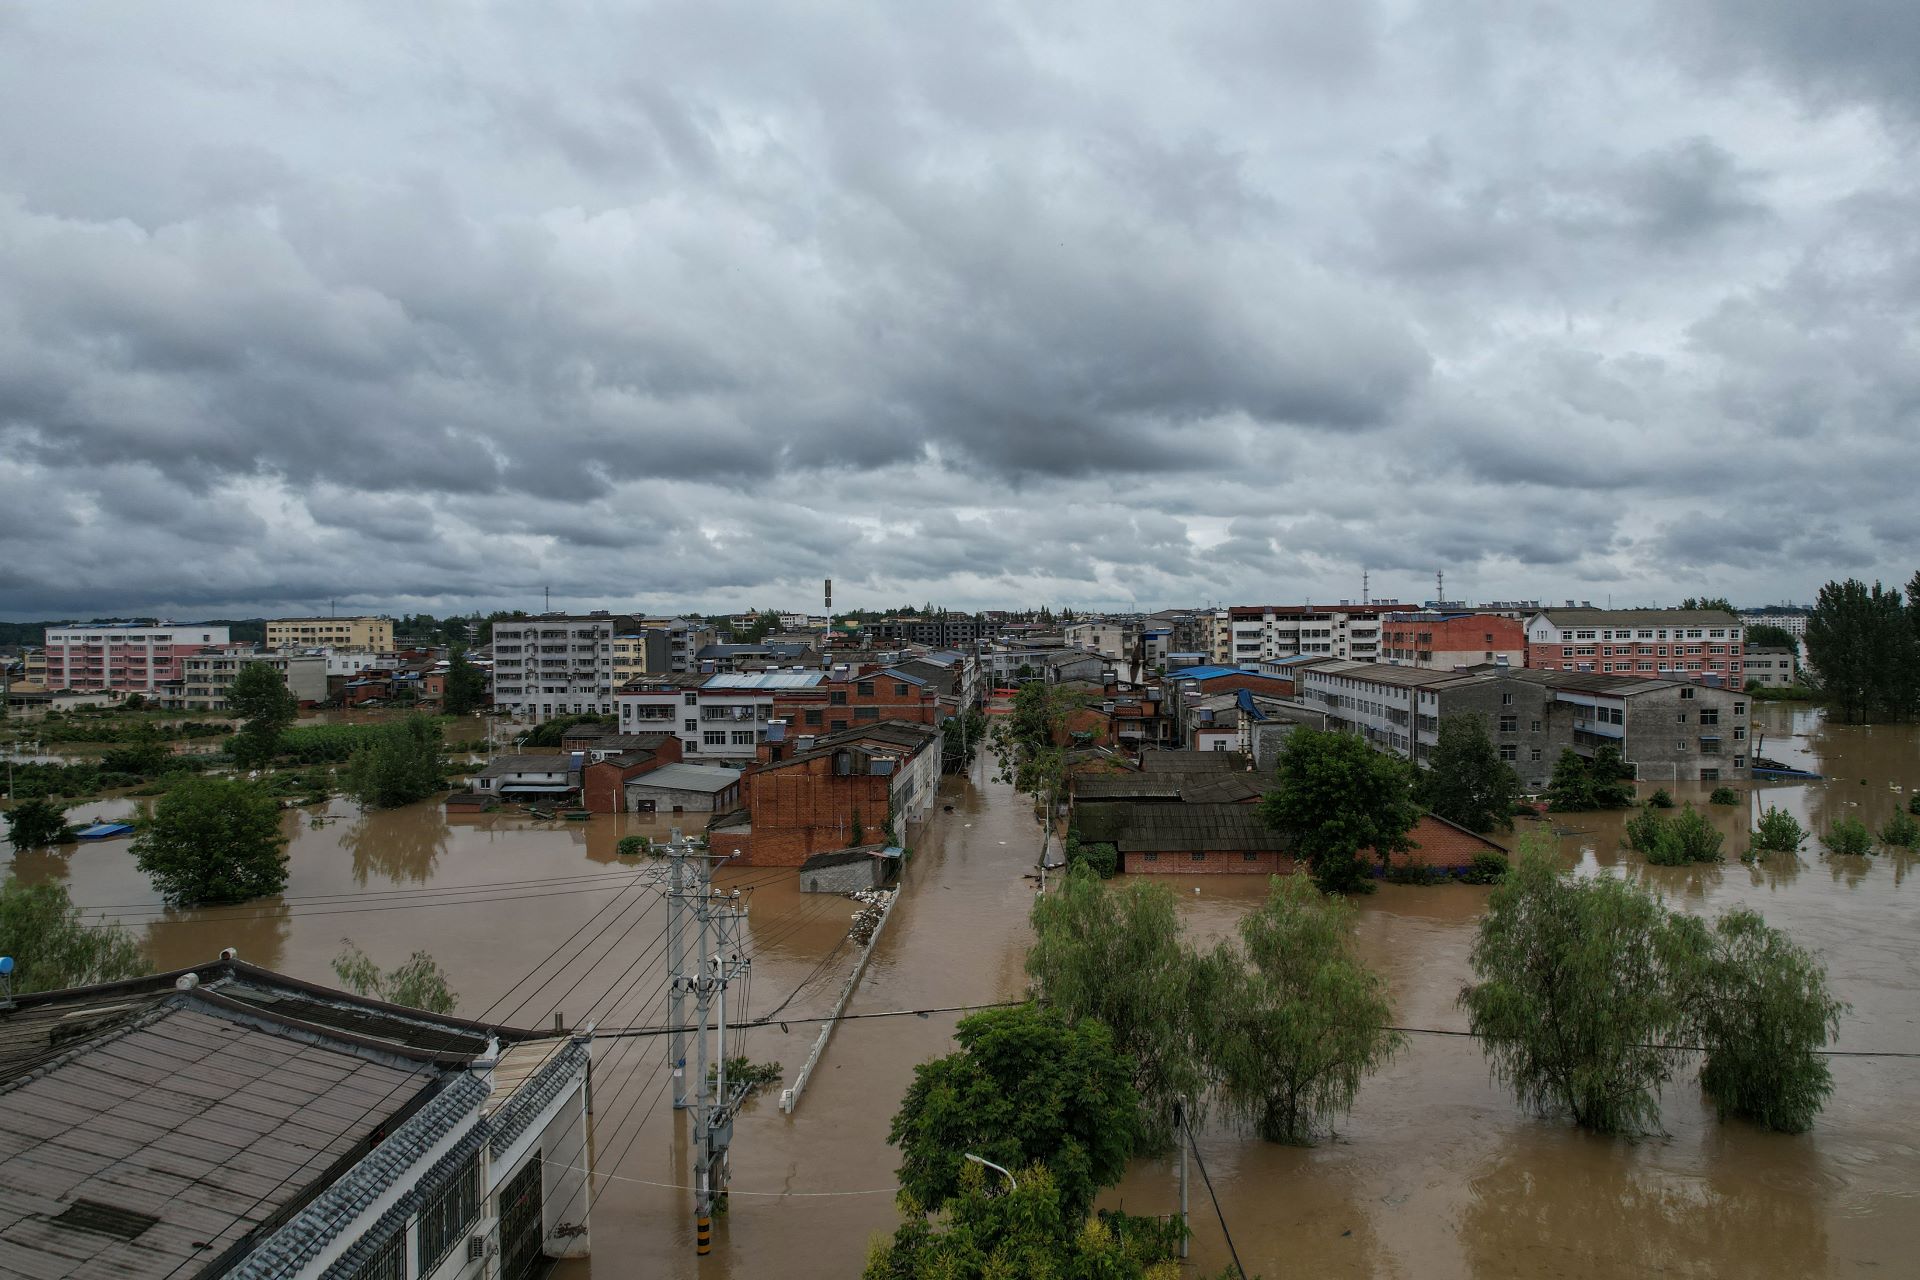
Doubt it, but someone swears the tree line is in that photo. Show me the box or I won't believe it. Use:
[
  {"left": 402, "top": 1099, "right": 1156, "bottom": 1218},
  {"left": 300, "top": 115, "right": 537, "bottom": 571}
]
[{"left": 1802, "top": 574, "right": 1920, "bottom": 722}]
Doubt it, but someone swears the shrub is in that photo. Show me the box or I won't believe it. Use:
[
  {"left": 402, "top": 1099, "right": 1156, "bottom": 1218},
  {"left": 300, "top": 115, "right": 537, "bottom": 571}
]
[
  {"left": 1749, "top": 806, "right": 1808, "bottom": 857},
  {"left": 1627, "top": 805, "right": 1724, "bottom": 866},
  {"left": 1382, "top": 859, "right": 1447, "bottom": 885},
  {"left": 616, "top": 834, "right": 652, "bottom": 857},
  {"left": 1459, "top": 851, "right": 1511, "bottom": 885},
  {"left": 1647, "top": 788, "right": 1675, "bottom": 809},
  {"left": 1823, "top": 816, "right": 1873, "bottom": 857},
  {"left": 1709, "top": 786, "right": 1739, "bottom": 806},
  {"left": 1909, "top": 794, "right": 1920, "bottom": 817},
  {"left": 1879, "top": 810, "right": 1920, "bottom": 850}
]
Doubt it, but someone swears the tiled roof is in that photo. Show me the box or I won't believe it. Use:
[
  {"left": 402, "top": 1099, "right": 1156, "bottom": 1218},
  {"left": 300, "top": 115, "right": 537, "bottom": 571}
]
[{"left": 1073, "top": 802, "right": 1292, "bottom": 854}]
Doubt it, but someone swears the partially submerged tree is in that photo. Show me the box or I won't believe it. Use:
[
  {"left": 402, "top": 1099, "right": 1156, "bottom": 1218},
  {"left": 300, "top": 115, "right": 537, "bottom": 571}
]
[
  {"left": 1749, "top": 806, "right": 1808, "bottom": 858},
  {"left": 1544, "top": 747, "right": 1634, "bottom": 811},
  {"left": 1683, "top": 908, "right": 1846, "bottom": 1134},
  {"left": 0, "top": 878, "right": 150, "bottom": 993},
  {"left": 991, "top": 683, "right": 1084, "bottom": 819},
  {"left": 229, "top": 661, "right": 299, "bottom": 769},
  {"left": 132, "top": 777, "right": 289, "bottom": 907},
  {"left": 331, "top": 940, "right": 458, "bottom": 1014},
  {"left": 1625, "top": 805, "right": 1725, "bottom": 866},
  {"left": 4, "top": 798, "right": 75, "bottom": 849},
  {"left": 343, "top": 715, "right": 444, "bottom": 808},
  {"left": 442, "top": 647, "right": 489, "bottom": 717},
  {"left": 1028, "top": 866, "right": 1206, "bottom": 1150},
  {"left": 886, "top": 1003, "right": 1139, "bottom": 1219},
  {"left": 1460, "top": 836, "right": 1698, "bottom": 1134},
  {"left": 1420, "top": 714, "right": 1520, "bottom": 833},
  {"left": 1823, "top": 816, "right": 1874, "bottom": 857},
  {"left": 1202, "top": 874, "right": 1401, "bottom": 1143},
  {"left": 1258, "top": 727, "right": 1420, "bottom": 894}
]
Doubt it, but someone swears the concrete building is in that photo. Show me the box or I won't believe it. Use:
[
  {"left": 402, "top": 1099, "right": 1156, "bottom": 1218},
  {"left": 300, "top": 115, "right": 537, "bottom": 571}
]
[
  {"left": 1741, "top": 610, "right": 1810, "bottom": 640},
  {"left": 1066, "top": 619, "right": 1141, "bottom": 660},
  {"left": 1381, "top": 611, "right": 1525, "bottom": 669},
  {"left": 175, "top": 649, "right": 329, "bottom": 710},
  {"left": 712, "top": 721, "right": 941, "bottom": 866},
  {"left": 866, "top": 615, "right": 991, "bottom": 647},
  {"left": 1298, "top": 660, "right": 1750, "bottom": 786},
  {"left": 1524, "top": 608, "right": 1746, "bottom": 689},
  {"left": 618, "top": 671, "right": 829, "bottom": 763},
  {"left": 1222, "top": 603, "right": 1399, "bottom": 666},
  {"left": 0, "top": 956, "right": 591, "bottom": 1280},
  {"left": 610, "top": 630, "right": 671, "bottom": 683},
  {"left": 622, "top": 762, "right": 744, "bottom": 814},
  {"left": 266, "top": 616, "right": 394, "bottom": 651},
  {"left": 798, "top": 845, "right": 901, "bottom": 893},
  {"left": 470, "top": 754, "right": 578, "bottom": 797},
  {"left": 490, "top": 615, "right": 615, "bottom": 722},
  {"left": 1744, "top": 646, "right": 1801, "bottom": 688},
  {"left": 43, "top": 622, "right": 231, "bottom": 694}
]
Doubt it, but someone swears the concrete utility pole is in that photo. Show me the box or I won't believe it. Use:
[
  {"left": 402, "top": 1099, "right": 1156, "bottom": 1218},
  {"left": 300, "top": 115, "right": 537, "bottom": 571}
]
[
  {"left": 663, "top": 829, "right": 751, "bottom": 1256},
  {"left": 1176, "top": 1099, "right": 1190, "bottom": 1259}
]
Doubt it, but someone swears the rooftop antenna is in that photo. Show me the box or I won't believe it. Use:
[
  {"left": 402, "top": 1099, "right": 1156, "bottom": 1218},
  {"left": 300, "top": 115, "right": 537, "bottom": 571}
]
[
  {"left": 1436, "top": 570, "right": 1444, "bottom": 606},
  {"left": 1362, "top": 568, "right": 1370, "bottom": 605}
]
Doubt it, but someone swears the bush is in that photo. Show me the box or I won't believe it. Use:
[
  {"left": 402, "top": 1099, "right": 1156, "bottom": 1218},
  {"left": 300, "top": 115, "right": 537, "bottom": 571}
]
[
  {"left": 1382, "top": 859, "right": 1448, "bottom": 885},
  {"left": 1066, "top": 837, "right": 1118, "bottom": 879},
  {"left": 343, "top": 716, "right": 445, "bottom": 809},
  {"left": 1647, "top": 788, "right": 1675, "bottom": 809},
  {"left": 1910, "top": 794, "right": 1920, "bottom": 817},
  {"left": 1709, "top": 786, "right": 1739, "bottom": 806},
  {"left": 616, "top": 834, "right": 652, "bottom": 857},
  {"left": 1879, "top": 810, "right": 1920, "bottom": 850},
  {"left": 1823, "top": 816, "right": 1874, "bottom": 857},
  {"left": 1459, "top": 851, "right": 1511, "bottom": 885},
  {"left": 1627, "top": 805, "right": 1724, "bottom": 866},
  {"left": 1749, "top": 806, "right": 1808, "bottom": 857}
]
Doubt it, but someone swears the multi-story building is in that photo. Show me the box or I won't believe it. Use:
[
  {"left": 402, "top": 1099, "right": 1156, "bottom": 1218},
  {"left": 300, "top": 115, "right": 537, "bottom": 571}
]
[
  {"left": 1744, "top": 646, "right": 1801, "bottom": 688},
  {"left": 1222, "top": 604, "right": 1398, "bottom": 666},
  {"left": 266, "top": 615, "right": 394, "bottom": 651},
  {"left": 490, "top": 615, "right": 615, "bottom": 722},
  {"left": 710, "top": 721, "right": 942, "bottom": 865},
  {"left": 1065, "top": 619, "right": 1141, "bottom": 659},
  {"left": 44, "top": 622, "right": 231, "bottom": 693},
  {"left": 1524, "top": 608, "right": 1746, "bottom": 689},
  {"left": 617, "top": 668, "right": 941, "bottom": 763},
  {"left": 1298, "top": 660, "right": 1750, "bottom": 786},
  {"left": 1382, "top": 611, "right": 1525, "bottom": 669},
  {"left": 174, "top": 649, "right": 329, "bottom": 710},
  {"left": 610, "top": 630, "right": 670, "bottom": 684},
  {"left": 867, "top": 614, "right": 992, "bottom": 647},
  {"left": 1740, "top": 609, "right": 1810, "bottom": 640}
]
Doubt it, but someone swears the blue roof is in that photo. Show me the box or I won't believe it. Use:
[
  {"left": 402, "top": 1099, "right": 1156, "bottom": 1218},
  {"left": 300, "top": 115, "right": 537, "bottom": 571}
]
[{"left": 1166, "top": 666, "right": 1245, "bottom": 682}]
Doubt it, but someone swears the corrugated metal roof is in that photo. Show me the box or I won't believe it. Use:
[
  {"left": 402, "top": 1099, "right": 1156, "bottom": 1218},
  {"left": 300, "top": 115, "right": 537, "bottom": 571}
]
[
  {"left": 702, "top": 672, "right": 827, "bottom": 689},
  {"left": 1073, "top": 802, "right": 1292, "bottom": 853},
  {"left": 626, "top": 763, "right": 744, "bottom": 793}
]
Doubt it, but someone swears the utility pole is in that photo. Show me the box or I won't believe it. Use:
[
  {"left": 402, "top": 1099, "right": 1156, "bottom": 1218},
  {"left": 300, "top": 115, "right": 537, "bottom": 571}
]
[
  {"left": 664, "top": 830, "right": 751, "bottom": 1256},
  {"left": 1176, "top": 1099, "right": 1190, "bottom": 1259}
]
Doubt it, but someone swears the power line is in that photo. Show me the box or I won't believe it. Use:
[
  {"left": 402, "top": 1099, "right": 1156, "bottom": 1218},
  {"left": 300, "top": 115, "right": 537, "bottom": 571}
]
[{"left": 1183, "top": 1109, "right": 1247, "bottom": 1280}]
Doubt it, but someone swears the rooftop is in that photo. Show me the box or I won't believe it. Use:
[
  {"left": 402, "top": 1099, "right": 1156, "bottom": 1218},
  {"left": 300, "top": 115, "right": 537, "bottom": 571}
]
[
  {"left": 475, "top": 753, "right": 573, "bottom": 777},
  {"left": 1073, "top": 802, "right": 1292, "bottom": 853},
  {"left": 703, "top": 671, "right": 828, "bottom": 690},
  {"left": 1533, "top": 608, "right": 1740, "bottom": 627},
  {"left": 627, "top": 763, "right": 744, "bottom": 793}
]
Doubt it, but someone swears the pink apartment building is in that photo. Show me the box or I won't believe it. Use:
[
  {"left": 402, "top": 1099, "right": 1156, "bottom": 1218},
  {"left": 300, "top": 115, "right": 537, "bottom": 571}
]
[
  {"left": 1523, "top": 609, "right": 1745, "bottom": 689},
  {"left": 43, "top": 622, "right": 231, "bottom": 693}
]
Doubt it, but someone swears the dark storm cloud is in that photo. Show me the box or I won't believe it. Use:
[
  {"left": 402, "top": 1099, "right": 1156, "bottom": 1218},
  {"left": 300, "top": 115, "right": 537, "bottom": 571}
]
[{"left": 0, "top": 0, "right": 1915, "bottom": 619}]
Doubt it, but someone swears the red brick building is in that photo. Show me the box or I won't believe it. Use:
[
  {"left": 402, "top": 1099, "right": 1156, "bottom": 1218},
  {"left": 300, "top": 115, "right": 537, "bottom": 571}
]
[
  {"left": 1524, "top": 608, "right": 1747, "bottom": 689},
  {"left": 713, "top": 722, "right": 939, "bottom": 865},
  {"left": 1381, "top": 613, "right": 1525, "bottom": 669},
  {"left": 579, "top": 734, "right": 684, "bottom": 812}
]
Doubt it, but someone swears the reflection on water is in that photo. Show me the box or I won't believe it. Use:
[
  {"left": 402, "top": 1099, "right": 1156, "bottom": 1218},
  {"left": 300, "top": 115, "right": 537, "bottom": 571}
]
[
  {"left": 144, "top": 899, "right": 293, "bottom": 974},
  {"left": 345, "top": 805, "right": 449, "bottom": 884}
]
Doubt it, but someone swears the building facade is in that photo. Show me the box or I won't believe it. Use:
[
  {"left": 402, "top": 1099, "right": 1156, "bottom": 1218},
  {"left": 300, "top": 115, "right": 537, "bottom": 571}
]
[
  {"left": 1524, "top": 608, "right": 1746, "bottom": 689},
  {"left": 44, "top": 622, "right": 231, "bottom": 693},
  {"left": 490, "top": 615, "right": 615, "bottom": 722},
  {"left": 1381, "top": 611, "right": 1525, "bottom": 669},
  {"left": 610, "top": 630, "right": 671, "bottom": 684},
  {"left": 1744, "top": 646, "right": 1800, "bottom": 688},
  {"left": 266, "top": 616, "right": 394, "bottom": 651},
  {"left": 175, "top": 649, "right": 329, "bottom": 709},
  {"left": 1222, "top": 604, "right": 1397, "bottom": 666}
]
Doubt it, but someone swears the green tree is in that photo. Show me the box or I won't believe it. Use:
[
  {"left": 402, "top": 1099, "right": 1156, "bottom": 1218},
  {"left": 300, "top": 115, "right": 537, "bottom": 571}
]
[
  {"left": 1460, "top": 837, "right": 1701, "bottom": 1134},
  {"left": 1201, "top": 874, "right": 1401, "bottom": 1143},
  {"left": 1543, "top": 749, "right": 1594, "bottom": 811},
  {"left": 1587, "top": 746, "right": 1637, "bottom": 807},
  {"left": 1744, "top": 623, "right": 1797, "bottom": 651},
  {"left": 941, "top": 709, "right": 989, "bottom": 772},
  {"left": 1028, "top": 867, "right": 1206, "bottom": 1150},
  {"left": 1624, "top": 804, "right": 1725, "bottom": 865},
  {"left": 331, "top": 940, "right": 458, "bottom": 1013},
  {"left": 0, "top": 878, "right": 150, "bottom": 993},
  {"left": 4, "top": 798, "right": 74, "bottom": 848},
  {"left": 443, "top": 647, "right": 488, "bottom": 716},
  {"left": 886, "top": 1003, "right": 1140, "bottom": 1219},
  {"left": 343, "top": 715, "right": 444, "bottom": 808},
  {"left": 1881, "top": 810, "right": 1920, "bottom": 850},
  {"left": 992, "top": 683, "right": 1084, "bottom": 820},
  {"left": 1257, "top": 728, "right": 1419, "bottom": 894},
  {"left": 1682, "top": 908, "right": 1845, "bottom": 1133},
  {"left": 1749, "top": 806, "right": 1808, "bottom": 857},
  {"left": 131, "top": 777, "right": 289, "bottom": 907},
  {"left": 229, "top": 661, "right": 299, "bottom": 769},
  {"left": 1804, "top": 578, "right": 1918, "bottom": 722},
  {"left": 1823, "top": 816, "right": 1873, "bottom": 857},
  {"left": 865, "top": 1164, "right": 1181, "bottom": 1280},
  {"left": 1420, "top": 714, "right": 1520, "bottom": 833},
  {"left": 1679, "top": 597, "right": 1736, "bottom": 613}
]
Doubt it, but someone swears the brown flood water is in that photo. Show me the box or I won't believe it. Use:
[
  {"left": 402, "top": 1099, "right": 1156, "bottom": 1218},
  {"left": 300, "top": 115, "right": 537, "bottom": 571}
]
[{"left": 5, "top": 704, "right": 1918, "bottom": 1277}]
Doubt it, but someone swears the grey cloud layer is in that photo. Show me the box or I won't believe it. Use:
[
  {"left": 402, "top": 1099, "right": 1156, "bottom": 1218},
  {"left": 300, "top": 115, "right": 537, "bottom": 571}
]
[{"left": 0, "top": 0, "right": 1915, "bottom": 618}]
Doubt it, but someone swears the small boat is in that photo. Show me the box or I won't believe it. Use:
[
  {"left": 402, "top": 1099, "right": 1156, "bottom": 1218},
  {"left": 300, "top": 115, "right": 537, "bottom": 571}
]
[
  {"left": 527, "top": 806, "right": 556, "bottom": 820},
  {"left": 73, "top": 822, "right": 135, "bottom": 841},
  {"left": 560, "top": 808, "right": 592, "bottom": 822},
  {"left": 1751, "top": 756, "right": 1822, "bottom": 781}
]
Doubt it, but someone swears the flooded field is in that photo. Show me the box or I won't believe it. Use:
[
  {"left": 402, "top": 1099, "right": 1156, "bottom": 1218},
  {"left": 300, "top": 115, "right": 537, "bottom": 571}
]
[{"left": 4, "top": 703, "right": 1917, "bottom": 1276}]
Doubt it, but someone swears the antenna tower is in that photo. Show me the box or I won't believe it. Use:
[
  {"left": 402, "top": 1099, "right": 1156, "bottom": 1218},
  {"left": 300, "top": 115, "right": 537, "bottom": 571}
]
[{"left": 1436, "top": 570, "right": 1444, "bottom": 606}]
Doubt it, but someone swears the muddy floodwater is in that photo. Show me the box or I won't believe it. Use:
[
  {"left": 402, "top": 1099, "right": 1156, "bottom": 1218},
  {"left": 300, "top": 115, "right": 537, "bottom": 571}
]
[{"left": 5, "top": 703, "right": 1918, "bottom": 1277}]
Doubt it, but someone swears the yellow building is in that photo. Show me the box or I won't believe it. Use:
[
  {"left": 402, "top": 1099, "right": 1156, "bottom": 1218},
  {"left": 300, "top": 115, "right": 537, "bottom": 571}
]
[{"left": 267, "top": 616, "right": 394, "bottom": 651}]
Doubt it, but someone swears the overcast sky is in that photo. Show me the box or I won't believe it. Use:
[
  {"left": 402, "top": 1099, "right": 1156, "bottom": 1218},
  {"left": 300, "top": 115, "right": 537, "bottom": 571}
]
[{"left": 1, "top": 2, "right": 1915, "bottom": 621}]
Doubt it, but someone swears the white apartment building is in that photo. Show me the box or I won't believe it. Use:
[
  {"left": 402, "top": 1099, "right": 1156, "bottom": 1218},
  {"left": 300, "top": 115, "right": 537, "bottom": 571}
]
[
  {"left": 618, "top": 671, "right": 830, "bottom": 762},
  {"left": 1741, "top": 611, "right": 1809, "bottom": 639},
  {"left": 174, "top": 650, "right": 329, "bottom": 710},
  {"left": 1221, "top": 604, "right": 1396, "bottom": 666},
  {"left": 44, "top": 622, "right": 231, "bottom": 693},
  {"left": 491, "top": 615, "right": 615, "bottom": 722}
]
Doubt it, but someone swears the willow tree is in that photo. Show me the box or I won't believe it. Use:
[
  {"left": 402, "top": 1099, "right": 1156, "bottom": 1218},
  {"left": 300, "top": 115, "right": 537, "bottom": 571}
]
[
  {"left": 1460, "top": 836, "right": 1698, "bottom": 1134},
  {"left": 1027, "top": 865, "right": 1207, "bottom": 1150},
  {"left": 1686, "top": 908, "right": 1845, "bottom": 1133},
  {"left": 1203, "top": 873, "right": 1401, "bottom": 1144}
]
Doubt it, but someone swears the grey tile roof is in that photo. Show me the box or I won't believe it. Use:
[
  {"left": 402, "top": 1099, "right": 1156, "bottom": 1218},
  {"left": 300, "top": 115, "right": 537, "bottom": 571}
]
[
  {"left": 488, "top": 1038, "right": 588, "bottom": 1158},
  {"left": 1073, "top": 802, "right": 1291, "bottom": 854}
]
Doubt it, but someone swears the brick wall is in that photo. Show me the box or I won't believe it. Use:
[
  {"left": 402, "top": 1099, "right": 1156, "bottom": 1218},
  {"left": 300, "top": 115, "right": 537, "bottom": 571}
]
[
  {"left": 1123, "top": 850, "right": 1300, "bottom": 874},
  {"left": 740, "top": 755, "right": 892, "bottom": 865}
]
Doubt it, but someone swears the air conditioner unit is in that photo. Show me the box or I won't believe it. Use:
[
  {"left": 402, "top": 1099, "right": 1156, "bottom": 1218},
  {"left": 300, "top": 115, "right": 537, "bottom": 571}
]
[{"left": 466, "top": 1219, "right": 499, "bottom": 1263}]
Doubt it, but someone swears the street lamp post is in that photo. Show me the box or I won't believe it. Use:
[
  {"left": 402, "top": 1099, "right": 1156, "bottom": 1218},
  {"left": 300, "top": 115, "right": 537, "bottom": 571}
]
[{"left": 963, "top": 1153, "right": 1016, "bottom": 1193}]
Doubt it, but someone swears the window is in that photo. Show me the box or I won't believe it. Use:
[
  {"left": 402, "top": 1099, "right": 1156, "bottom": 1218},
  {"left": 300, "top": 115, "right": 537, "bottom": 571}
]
[
  {"left": 1733, "top": 726, "right": 1747, "bottom": 741},
  {"left": 703, "top": 731, "right": 727, "bottom": 746},
  {"left": 1499, "top": 744, "right": 1518, "bottom": 761},
  {"left": 732, "top": 730, "right": 755, "bottom": 745},
  {"left": 1499, "top": 715, "right": 1517, "bottom": 733},
  {"left": 1144, "top": 853, "right": 1158, "bottom": 863},
  {"left": 684, "top": 693, "right": 699, "bottom": 705},
  {"left": 1529, "top": 748, "right": 1542, "bottom": 762},
  {"left": 1530, "top": 720, "right": 1541, "bottom": 733},
  {"left": 1701, "top": 739, "right": 1720, "bottom": 754},
  {"left": 1733, "top": 702, "right": 1746, "bottom": 716},
  {"left": 345, "top": 1230, "right": 405, "bottom": 1280},
  {"left": 684, "top": 718, "right": 697, "bottom": 732},
  {"left": 1192, "top": 852, "right": 1206, "bottom": 861},
  {"left": 804, "top": 709, "right": 823, "bottom": 726},
  {"left": 830, "top": 719, "right": 847, "bottom": 732},
  {"left": 1243, "top": 852, "right": 1259, "bottom": 862},
  {"left": 1734, "top": 756, "right": 1745, "bottom": 768},
  {"left": 418, "top": 1157, "right": 479, "bottom": 1274},
  {"left": 855, "top": 707, "right": 878, "bottom": 720},
  {"left": 829, "top": 691, "right": 848, "bottom": 706},
  {"left": 1701, "top": 768, "right": 1719, "bottom": 781},
  {"left": 1677, "top": 712, "right": 1688, "bottom": 724},
  {"left": 1680, "top": 687, "right": 1695, "bottom": 700},
  {"left": 894, "top": 683, "right": 911, "bottom": 696},
  {"left": 1501, "top": 693, "right": 1514, "bottom": 705},
  {"left": 857, "top": 681, "right": 875, "bottom": 696},
  {"left": 1699, "top": 708, "right": 1719, "bottom": 726}
]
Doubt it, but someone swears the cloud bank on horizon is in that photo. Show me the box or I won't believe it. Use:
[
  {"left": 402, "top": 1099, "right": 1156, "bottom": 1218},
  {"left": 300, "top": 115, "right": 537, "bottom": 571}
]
[{"left": 0, "top": 0, "right": 1915, "bottom": 619}]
